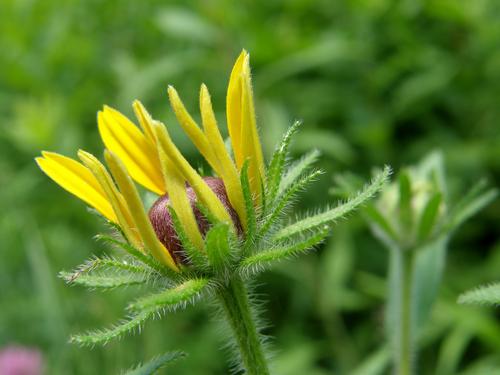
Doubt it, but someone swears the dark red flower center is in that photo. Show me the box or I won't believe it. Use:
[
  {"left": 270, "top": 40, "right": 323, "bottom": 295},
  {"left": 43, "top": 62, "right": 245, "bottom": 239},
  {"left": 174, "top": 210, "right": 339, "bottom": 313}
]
[{"left": 148, "top": 177, "right": 242, "bottom": 264}]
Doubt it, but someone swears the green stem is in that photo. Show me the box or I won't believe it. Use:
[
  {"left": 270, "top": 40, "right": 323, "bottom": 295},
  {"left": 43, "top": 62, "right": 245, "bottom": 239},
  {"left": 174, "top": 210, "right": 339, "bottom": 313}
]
[
  {"left": 396, "top": 249, "right": 416, "bottom": 375},
  {"left": 217, "top": 275, "right": 270, "bottom": 375}
]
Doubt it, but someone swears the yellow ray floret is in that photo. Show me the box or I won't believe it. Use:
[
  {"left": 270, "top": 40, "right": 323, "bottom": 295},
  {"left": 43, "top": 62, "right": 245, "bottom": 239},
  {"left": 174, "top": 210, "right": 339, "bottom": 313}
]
[
  {"left": 98, "top": 106, "right": 165, "bottom": 195},
  {"left": 199, "top": 84, "right": 247, "bottom": 229},
  {"left": 226, "top": 50, "right": 265, "bottom": 203},
  {"left": 167, "top": 86, "right": 220, "bottom": 174},
  {"left": 132, "top": 100, "right": 157, "bottom": 146},
  {"left": 154, "top": 123, "right": 205, "bottom": 250},
  {"left": 104, "top": 150, "right": 179, "bottom": 271},
  {"left": 36, "top": 151, "right": 117, "bottom": 223},
  {"left": 77, "top": 150, "right": 141, "bottom": 249},
  {"left": 153, "top": 122, "right": 233, "bottom": 227}
]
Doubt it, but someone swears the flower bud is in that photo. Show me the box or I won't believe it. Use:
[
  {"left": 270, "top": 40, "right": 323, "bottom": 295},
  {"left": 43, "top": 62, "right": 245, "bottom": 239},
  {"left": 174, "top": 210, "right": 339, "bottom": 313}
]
[{"left": 148, "top": 177, "right": 242, "bottom": 263}]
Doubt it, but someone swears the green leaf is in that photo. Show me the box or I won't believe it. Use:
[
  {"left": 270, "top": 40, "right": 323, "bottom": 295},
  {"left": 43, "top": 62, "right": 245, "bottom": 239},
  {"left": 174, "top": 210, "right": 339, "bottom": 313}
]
[
  {"left": 59, "top": 271, "right": 148, "bottom": 289},
  {"left": 70, "top": 311, "right": 151, "bottom": 346},
  {"left": 273, "top": 165, "right": 391, "bottom": 240},
  {"left": 128, "top": 278, "right": 210, "bottom": 312},
  {"left": 122, "top": 351, "right": 186, "bottom": 375},
  {"left": 351, "top": 346, "right": 390, "bottom": 375},
  {"left": 458, "top": 282, "right": 500, "bottom": 306},
  {"left": 417, "top": 192, "right": 443, "bottom": 241},
  {"left": 205, "top": 223, "right": 232, "bottom": 271},
  {"left": 279, "top": 149, "right": 320, "bottom": 195},
  {"left": 96, "top": 234, "right": 174, "bottom": 278},
  {"left": 63, "top": 256, "right": 149, "bottom": 277},
  {"left": 266, "top": 120, "right": 301, "bottom": 203},
  {"left": 72, "top": 278, "right": 210, "bottom": 346},
  {"left": 239, "top": 230, "right": 328, "bottom": 275},
  {"left": 398, "top": 170, "right": 413, "bottom": 232},
  {"left": 259, "top": 169, "right": 323, "bottom": 239},
  {"left": 364, "top": 204, "right": 398, "bottom": 243},
  {"left": 413, "top": 238, "right": 447, "bottom": 330},
  {"left": 446, "top": 184, "right": 497, "bottom": 234}
]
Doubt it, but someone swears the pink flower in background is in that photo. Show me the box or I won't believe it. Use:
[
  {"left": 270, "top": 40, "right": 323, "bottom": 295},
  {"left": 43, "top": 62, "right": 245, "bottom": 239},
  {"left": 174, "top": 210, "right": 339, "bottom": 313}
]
[{"left": 0, "top": 346, "right": 43, "bottom": 375}]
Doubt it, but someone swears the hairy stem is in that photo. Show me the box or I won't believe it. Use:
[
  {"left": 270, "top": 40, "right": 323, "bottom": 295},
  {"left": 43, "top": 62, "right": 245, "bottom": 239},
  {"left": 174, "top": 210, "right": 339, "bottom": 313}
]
[{"left": 217, "top": 275, "right": 270, "bottom": 375}]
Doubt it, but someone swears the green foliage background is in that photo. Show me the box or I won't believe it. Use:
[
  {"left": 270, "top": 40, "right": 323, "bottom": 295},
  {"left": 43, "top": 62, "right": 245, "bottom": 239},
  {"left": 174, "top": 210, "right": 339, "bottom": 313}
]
[{"left": 1, "top": 1, "right": 499, "bottom": 373}]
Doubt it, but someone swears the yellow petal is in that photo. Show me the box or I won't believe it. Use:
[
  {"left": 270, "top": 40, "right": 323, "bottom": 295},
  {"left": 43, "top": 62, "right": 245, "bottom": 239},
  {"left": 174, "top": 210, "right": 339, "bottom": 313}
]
[
  {"left": 154, "top": 123, "right": 233, "bottom": 226},
  {"left": 154, "top": 123, "right": 204, "bottom": 250},
  {"left": 77, "top": 150, "right": 142, "bottom": 249},
  {"left": 167, "top": 86, "right": 221, "bottom": 175},
  {"left": 226, "top": 50, "right": 246, "bottom": 168},
  {"left": 132, "top": 100, "right": 157, "bottom": 145},
  {"left": 240, "top": 53, "right": 265, "bottom": 204},
  {"left": 199, "top": 84, "right": 247, "bottom": 229},
  {"left": 98, "top": 106, "right": 165, "bottom": 195},
  {"left": 36, "top": 151, "right": 117, "bottom": 222},
  {"left": 241, "top": 54, "right": 265, "bottom": 182},
  {"left": 105, "top": 150, "right": 179, "bottom": 272}
]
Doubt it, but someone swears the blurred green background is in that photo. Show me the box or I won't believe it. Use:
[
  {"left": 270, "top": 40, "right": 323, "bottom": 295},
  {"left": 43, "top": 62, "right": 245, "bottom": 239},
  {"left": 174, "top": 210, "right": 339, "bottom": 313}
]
[{"left": 1, "top": 0, "right": 499, "bottom": 374}]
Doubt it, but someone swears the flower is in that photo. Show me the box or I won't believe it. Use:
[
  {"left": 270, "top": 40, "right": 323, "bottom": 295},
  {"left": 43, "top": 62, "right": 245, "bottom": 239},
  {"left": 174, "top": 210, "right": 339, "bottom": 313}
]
[
  {"left": 0, "top": 346, "right": 43, "bottom": 375},
  {"left": 36, "top": 50, "right": 264, "bottom": 272}
]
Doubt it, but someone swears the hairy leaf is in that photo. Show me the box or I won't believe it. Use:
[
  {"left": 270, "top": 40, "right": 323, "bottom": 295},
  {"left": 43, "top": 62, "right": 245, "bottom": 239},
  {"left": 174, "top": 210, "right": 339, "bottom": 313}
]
[
  {"left": 70, "top": 311, "right": 151, "bottom": 346},
  {"left": 60, "top": 271, "right": 148, "bottom": 289},
  {"left": 128, "top": 278, "right": 209, "bottom": 312},
  {"left": 239, "top": 230, "right": 328, "bottom": 275},
  {"left": 122, "top": 351, "right": 186, "bottom": 375},
  {"left": 458, "top": 283, "right": 500, "bottom": 306},
  {"left": 96, "top": 234, "right": 174, "bottom": 278},
  {"left": 259, "top": 169, "right": 323, "bottom": 238},
  {"left": 267, "top": 120, "right": 301, "bottom": 203},
  {"left": 279, "top": 149, "right": 320, "bottom": 195},
  {"left": 274, "top": 166, "right": 391, "bottom": 240}
]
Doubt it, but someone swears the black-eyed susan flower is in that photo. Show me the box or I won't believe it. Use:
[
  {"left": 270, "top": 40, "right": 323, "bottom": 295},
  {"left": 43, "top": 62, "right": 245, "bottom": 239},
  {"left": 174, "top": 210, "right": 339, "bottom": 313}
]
[{"left": 36, "top": 50, "right": 390, "bottom": 374}]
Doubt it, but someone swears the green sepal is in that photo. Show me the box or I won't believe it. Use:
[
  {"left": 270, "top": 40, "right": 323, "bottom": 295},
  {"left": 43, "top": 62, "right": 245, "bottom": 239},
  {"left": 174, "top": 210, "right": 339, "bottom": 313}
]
[
  {"left": 258, "top": 169, "right": 323, "bottom": 239},
  {"left": 417, "top": 191, "right": 443, "bottom": 241},
  {"left": 59, "top": 271, "right": 148, "bottom": 289},
  {"left": 95, "top": 234, "right": 176, "bottom": 279},
  {"left": 205, "top": 223, "right": 233, "bottom": 273},
  {"left": 266, "top": 120, "right": 301, "bottom": 203},
  {"left": 273, "top": 165, "right": 391, "bottom": 240},
  {"left": 279, "top": 149, "right": 320, "bottom": 195},
  {"left": 168, "top": 207, "right": 209, "bottom": 270},
  {"left": 70, "top": 310, "right": 151, "bottom": 346},
  {"left": 398, "top": 169, "right": 413, "bottom": 235},
  {"left": 240, "top": 160, "right": 257, "bottom": 253},
  {"left": 128, "top": 278, "right": 210, "bottom": 313},
  {"left": 239, "top": 230, "right": 328, "bottom": 276}
]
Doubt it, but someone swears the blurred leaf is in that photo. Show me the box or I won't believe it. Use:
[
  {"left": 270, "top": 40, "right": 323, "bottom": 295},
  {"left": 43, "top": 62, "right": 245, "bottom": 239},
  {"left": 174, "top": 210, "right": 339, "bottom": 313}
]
[
  {"left": 122, "top": 351, "right": 186, "bottom": 375},
  {"left": 417, "top": 192, "right": 442, "bottom": 241},
  {"left": 294, "top": 129, "right": 355, "bottom": 164},
  {"left": 155, "top": 7, "right": 219, "bottom": 44},
  {"left": 413, "top": 238, "right": 447, "bottom": 330},
  {"left": 458, "top": 283, "right": 500, "bottom": 306}
]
